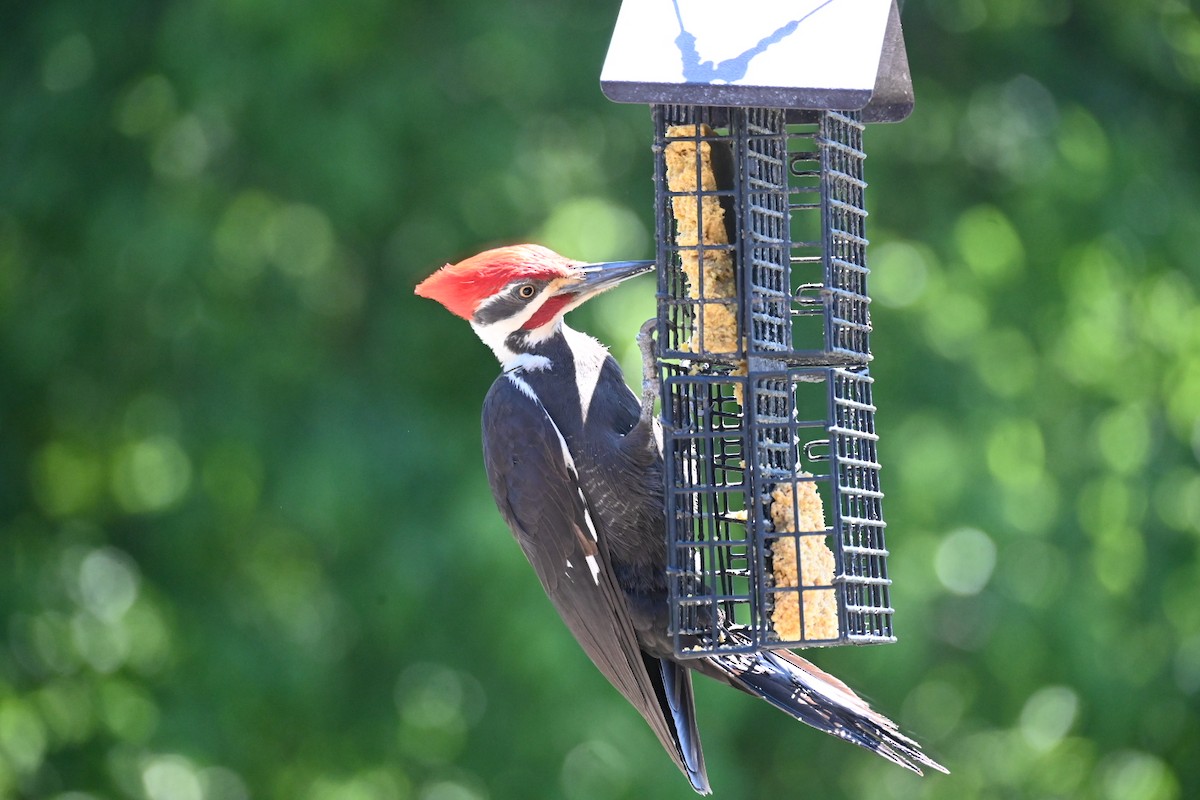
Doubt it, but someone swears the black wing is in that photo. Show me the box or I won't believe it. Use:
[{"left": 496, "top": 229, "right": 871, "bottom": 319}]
[{"left": 481, "top": 374, "right": 709, "bottom": 793}]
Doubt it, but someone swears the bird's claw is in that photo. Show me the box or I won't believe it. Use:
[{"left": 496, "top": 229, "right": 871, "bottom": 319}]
[{"left": 636, "top": 318, "right": 660, "bottom": 421}]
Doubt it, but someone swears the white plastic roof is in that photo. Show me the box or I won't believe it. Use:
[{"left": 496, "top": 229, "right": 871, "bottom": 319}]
[{"left": 600, "top": 0, "right": 912, "bottom": 119}]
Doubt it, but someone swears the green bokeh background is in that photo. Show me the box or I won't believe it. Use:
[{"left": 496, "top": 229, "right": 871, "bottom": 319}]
[{"left": 3, "top": 2, "right": 1199, "bottom": 798}]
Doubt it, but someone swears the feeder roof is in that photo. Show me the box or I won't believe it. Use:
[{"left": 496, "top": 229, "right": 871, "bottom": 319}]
[{"left": 600, "top": 0, "right": 913, "bottom": 122}]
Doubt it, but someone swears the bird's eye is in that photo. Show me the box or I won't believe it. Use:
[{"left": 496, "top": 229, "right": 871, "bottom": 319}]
[{"left": 517, "top": 284, "right": 537, "bottom": 299}]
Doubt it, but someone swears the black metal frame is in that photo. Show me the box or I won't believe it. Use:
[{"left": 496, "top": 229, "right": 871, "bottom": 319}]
[{"left": 654, "top": 105, "right": 894, "bottom": 658}]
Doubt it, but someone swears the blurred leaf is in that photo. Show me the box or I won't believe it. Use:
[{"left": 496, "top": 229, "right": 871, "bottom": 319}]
[{"left": 2, "top": 2, "right": 1198, "bottom": 798}]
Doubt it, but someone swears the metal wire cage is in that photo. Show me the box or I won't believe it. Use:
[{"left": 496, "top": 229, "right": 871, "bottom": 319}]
[{"left": 654, "top": 104, "right": 894, "bottom": 657}]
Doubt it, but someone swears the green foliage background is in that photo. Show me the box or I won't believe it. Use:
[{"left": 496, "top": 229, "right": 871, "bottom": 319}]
[{"left": 3, "top": 1, "right": 1199, "bottom": 798}]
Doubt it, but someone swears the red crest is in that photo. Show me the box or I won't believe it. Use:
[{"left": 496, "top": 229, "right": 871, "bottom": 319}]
[{"left": 415, "top": 244, "right": 578, "bottom": 320}]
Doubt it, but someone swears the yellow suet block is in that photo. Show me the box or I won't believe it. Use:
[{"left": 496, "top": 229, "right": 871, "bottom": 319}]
[
  {"left": 664, "top": 125, "right": 740, "bottom": 355},
  {"left": 768, "top": 477, "right": 839, "bottom": 642}
]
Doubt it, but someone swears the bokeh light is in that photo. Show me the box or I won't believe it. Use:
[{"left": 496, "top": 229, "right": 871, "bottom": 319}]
[{"left": 2, "top": 3, "right": 1198, "bottom": 799}]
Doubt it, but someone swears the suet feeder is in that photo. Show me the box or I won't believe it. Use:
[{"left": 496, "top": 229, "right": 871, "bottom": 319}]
[{"left": 602, "top": 0, "right": 914, "bottom": 657}]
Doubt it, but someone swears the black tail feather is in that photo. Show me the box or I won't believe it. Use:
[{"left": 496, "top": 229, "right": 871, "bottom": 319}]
[
  {"left": 644, "top": 654, "right": 711, "bottom": 794},
  {"left": 659, "top": 657, "right": 711, "bottom": 794},
  {"left": 707, "top": 647, "right": 948, "bottom": 776}
]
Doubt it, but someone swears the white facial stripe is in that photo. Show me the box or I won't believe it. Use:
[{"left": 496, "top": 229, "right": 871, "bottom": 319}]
[
  {"left": 471, "top": 277, "right": 579, "bottom": 370},
  {"left": 475, "top": 276, "right": 576, "bottom": 325},
  {"left": 521, "top": 276, "right": 583, "bottom": 346},
  {"left": 472, "top": 319, "right": 515, "bottom": 362},
  {"left": 472, "top": 289, "right": 511, "bottom": 314},
  {"left": 523, "top": 317, "right": 562, "bottom": 346}
]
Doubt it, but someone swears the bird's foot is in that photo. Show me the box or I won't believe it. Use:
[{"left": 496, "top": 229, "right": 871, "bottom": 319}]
[{"left": 636, "top": 318, "right": 660, "bottom": 422}]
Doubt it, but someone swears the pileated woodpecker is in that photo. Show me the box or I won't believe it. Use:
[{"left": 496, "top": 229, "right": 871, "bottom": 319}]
[{"left": 415, "top": 244, "right": 945, "bottom": 793}]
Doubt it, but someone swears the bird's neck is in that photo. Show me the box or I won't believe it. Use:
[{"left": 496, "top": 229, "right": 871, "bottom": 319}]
[
  {"left": 475, "top": 318, "right": 607, "bottom": 374},
  {"left": 502, "top": 324, "right": 615, "bottom": 437}
]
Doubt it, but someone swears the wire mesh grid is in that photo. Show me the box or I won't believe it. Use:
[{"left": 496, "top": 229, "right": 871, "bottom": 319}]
[
  {"left": 828, "top": 368, "right": 893, "bottom": 640},
  {"left": 751, "top": 367, "right": 893, "bottom": 648},
  {"left": 654, "top": 104, "right": 893, "bottom": 656},
  {"left": 654, "top": 105, "right": 741, "bottom": 361},
  {"left": 741, "top": 108, "right": 791, "bottom": 358},
  {"left": 661, "top": 366, "right": 755, "bottom": 653},
  {"left": 820, "top": 111, "right": 871, "bottom": 361}
]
